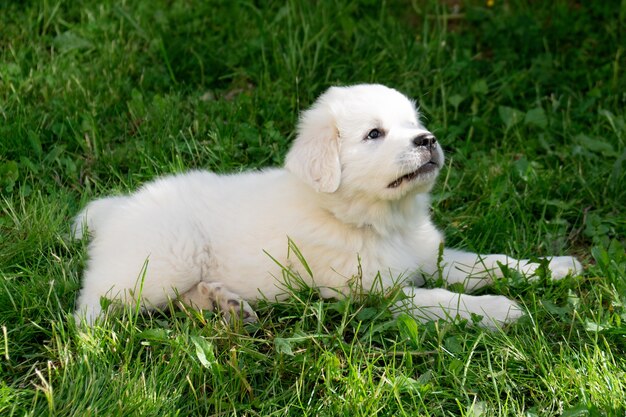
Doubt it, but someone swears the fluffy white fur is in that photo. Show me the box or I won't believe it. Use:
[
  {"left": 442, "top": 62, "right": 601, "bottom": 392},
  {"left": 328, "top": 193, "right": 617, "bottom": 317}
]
[{"left": 74, "top": 84, "right": 582, "bottom": 327}]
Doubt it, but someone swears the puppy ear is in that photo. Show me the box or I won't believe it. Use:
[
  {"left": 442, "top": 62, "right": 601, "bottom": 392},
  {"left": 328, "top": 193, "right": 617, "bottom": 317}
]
[{"left": 285, "top": 93, "right": 341, "bottom": 193}]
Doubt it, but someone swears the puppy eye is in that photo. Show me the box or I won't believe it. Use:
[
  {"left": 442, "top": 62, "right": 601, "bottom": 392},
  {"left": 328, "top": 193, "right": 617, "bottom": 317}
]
[{"left": 366, "top": 129, "right": 383, "bottom": 140}]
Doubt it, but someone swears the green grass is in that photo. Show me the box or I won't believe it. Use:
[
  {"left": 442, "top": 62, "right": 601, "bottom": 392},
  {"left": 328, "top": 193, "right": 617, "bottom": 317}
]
[{"left": 1, "top": 0, "right": 625, "bottom": 415}]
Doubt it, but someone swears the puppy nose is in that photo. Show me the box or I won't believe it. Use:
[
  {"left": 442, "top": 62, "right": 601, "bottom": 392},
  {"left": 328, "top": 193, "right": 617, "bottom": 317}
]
[{"left": 413, "top": 133, "right": 437, "bottom": 148}]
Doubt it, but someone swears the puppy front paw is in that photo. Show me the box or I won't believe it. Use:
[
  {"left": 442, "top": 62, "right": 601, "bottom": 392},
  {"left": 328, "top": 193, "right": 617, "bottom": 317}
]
[
  {"left": 547, "top": 256, "right": 583, "bottom": 280},
  {"left": 473, "top": 295, "right": 524, "bottom": 329}
]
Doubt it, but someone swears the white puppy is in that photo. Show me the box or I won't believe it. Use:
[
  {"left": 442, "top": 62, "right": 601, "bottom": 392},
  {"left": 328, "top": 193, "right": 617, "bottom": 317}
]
[{"left": 73, "top": 84, "right": 582, "bottom": 327}]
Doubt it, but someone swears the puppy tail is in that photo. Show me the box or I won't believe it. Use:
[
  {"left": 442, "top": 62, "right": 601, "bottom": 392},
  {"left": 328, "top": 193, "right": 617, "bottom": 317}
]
[{"left": 72, "top": 196, "right": 126, "bottom": 240}]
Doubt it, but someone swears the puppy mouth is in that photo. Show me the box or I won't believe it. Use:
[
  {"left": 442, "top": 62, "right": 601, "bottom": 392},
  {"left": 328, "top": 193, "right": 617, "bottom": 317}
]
[{"left": 387, "top": 161, "right": 439, "bottom": 188}]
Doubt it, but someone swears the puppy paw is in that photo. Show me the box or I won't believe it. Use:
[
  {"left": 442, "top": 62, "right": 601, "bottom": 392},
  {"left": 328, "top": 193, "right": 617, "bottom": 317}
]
[
  {"left": 222, "top": 298, "right": 258, "bottom": 324},
  {"left": 179, "top": 282, "right": 257, "bottom": 324},
  {"left": 547, "top": 256, "right": 583, "bottom": 280},
  {"left": 178, "top": 282, "right": 216, "bottom": 311},
  {"left": 471, "top": 295, "right": 524, "bottom": 329}
]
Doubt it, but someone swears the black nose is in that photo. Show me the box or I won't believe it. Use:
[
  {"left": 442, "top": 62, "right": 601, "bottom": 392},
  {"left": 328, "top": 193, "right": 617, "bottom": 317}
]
[{"left": 413, "top": 133, "right": 437, "bottom": 148}]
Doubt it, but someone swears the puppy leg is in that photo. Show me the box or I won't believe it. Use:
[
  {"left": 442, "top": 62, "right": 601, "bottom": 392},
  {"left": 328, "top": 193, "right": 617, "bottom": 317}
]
[
  {"left": 179, "top": 282, "right": 257, "bottom": 324},
  {"left": 74, "top": 293, "right": 104, "bottom": 325},
  {"left": 397, "top": 287, "right": 523, "bottom": 329},
  {"left": 440, "top": 249, "right": 582, "bottom": 291}
]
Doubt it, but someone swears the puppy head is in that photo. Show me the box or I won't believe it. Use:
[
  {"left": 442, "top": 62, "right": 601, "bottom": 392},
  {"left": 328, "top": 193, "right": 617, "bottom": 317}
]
[{"left": 285, "top": 84, "right": 444, "bottom": 198}]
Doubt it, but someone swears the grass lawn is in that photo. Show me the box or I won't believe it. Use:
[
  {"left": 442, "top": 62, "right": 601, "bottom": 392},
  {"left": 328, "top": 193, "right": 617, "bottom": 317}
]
[{"left": 1, "top": 0, "right": 625, "bottom": 415}]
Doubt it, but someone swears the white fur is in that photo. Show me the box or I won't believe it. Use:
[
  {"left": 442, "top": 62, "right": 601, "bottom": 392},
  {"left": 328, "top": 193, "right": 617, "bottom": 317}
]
[{"left": 74, "top": 84, "right": 582, "bottom": 328}]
